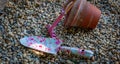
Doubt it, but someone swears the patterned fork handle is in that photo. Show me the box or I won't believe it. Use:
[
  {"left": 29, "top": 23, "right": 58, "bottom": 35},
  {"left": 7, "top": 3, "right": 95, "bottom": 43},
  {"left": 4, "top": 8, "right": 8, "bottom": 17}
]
[
  {"left": 46, "top": 24, "right": 57, "bottom": 38},
  {"left": 46, "top": 0, "right": 75, "bottom": 37},
  {"left": 47, "top": 11, "right": 64, "bottom": 38}
]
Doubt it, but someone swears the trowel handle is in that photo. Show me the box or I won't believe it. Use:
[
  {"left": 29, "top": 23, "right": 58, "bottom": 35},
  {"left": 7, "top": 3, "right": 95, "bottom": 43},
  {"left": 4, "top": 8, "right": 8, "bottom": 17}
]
[{"left": 59, "top": 46, "right": 94, "bottom": 59}]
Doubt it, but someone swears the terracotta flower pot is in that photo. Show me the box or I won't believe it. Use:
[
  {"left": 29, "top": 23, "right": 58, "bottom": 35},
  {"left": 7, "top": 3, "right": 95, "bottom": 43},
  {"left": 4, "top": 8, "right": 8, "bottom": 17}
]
[{"left": 64, "top": 0, "right": 101, "bottom": 29}]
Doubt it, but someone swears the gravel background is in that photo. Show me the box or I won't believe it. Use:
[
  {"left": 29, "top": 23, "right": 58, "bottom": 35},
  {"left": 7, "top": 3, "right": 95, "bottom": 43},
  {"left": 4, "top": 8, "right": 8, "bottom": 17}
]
[{"left": 0, "top": 0, "right": 120, "bottom": 64}]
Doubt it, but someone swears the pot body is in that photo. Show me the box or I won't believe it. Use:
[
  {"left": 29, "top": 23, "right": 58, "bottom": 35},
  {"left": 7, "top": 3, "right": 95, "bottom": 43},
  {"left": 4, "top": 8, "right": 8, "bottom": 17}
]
[{"left": 64, "top": 0, "right": 101, "bottom": 29}]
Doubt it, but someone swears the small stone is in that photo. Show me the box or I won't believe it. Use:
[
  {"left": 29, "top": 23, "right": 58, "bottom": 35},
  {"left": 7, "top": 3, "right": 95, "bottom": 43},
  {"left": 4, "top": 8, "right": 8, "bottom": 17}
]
[
  {"left": 66, "top": 60, "right": 74, "bottom": 64},
  {"left": 24, "top": 59, "right": 28, "bottom": 63},
  {"left": 14, "top": 57, "right": 17, "bottom": 61},
  {"left": 4, "top": 38, "right": 10, "bottom": 43},
  {"left": 20, "top": 32, "right": 24, "bottom": 36},
  {"left": 89, "top": 46, "right": 95, "bottom": 50},
  {"left": 35, "top": 60, "right": 39, "bottom": 64},
  {"left": 112, "top": 57, "right": 117, "bottom": 61},
  {"left": 0, "top": 53, "right": 2, "bottom": 57},
  {"left": 92, "top": 61, "right": 98, "bottom": 64},
  {"left": 23, "top": 53, "right": 27, "bottom": 57},
  {"left": 115, "top": 62, "right": 120, "bottom": 64},
  {"left": 0, "top": 25, "right": 4, "bottom": 33},
  {"left": 8, "top": 32, "right": 14, "bottom": 37}
]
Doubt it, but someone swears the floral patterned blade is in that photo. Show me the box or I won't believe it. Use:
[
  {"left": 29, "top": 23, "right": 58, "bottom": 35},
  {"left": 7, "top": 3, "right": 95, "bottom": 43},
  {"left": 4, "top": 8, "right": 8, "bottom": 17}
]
[
  {"left": 20, "top": 36, "right": 62, "bottom": 55},
  {"left": 20, "top": 36, "right": 94, "bottom": 58}
]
